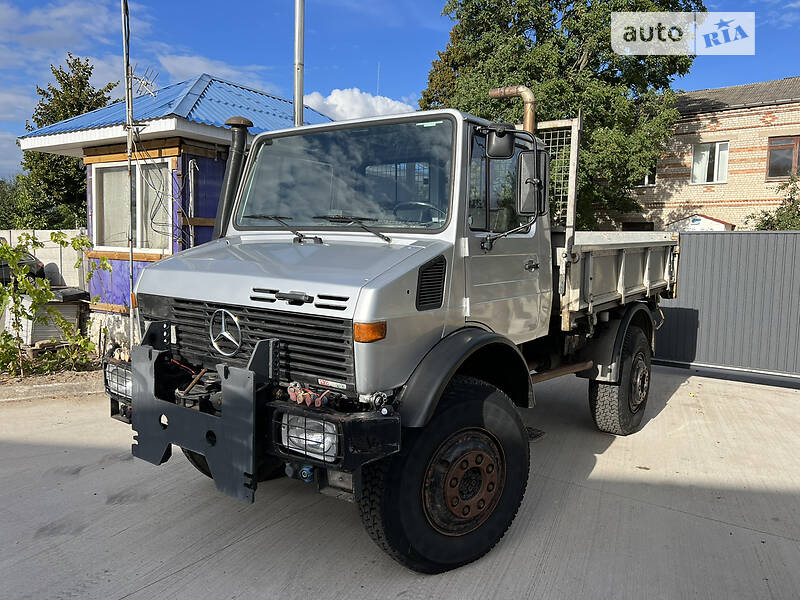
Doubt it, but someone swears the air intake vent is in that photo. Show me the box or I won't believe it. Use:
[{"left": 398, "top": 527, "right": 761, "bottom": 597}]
[
  {"left": 251, "top": 288, "right": 278, "bottom": 303},
  {"left": 416, "top": 256, "right": 446, "bottom": 311},
  {"left": 314, "top": 294, "right": 350, "bottom": 311}
]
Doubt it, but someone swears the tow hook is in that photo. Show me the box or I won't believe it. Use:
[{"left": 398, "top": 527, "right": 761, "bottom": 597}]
[
  {"left": 298, "top": 465, "right": 314, "bottom": 483},
  {"left": 286, "top": 462, "right": 315, "bottom": 483}
]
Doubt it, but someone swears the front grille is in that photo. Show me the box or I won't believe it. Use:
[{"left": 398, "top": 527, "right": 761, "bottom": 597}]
[{"left": 165, "top": 299, "right": 355, "bottom": 392}]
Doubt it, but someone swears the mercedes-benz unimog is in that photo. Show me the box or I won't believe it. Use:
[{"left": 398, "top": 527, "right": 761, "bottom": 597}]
[{"left": 105, "top": 86, "right": 679, "bottom": 573}]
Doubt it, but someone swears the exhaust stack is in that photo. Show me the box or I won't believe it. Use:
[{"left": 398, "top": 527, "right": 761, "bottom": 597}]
[
  {"left": 489, "top": 85, "right": 536, "bottom": 134},
  {"left": 213, "top": 116, "right": 253, "bottom": 240}
]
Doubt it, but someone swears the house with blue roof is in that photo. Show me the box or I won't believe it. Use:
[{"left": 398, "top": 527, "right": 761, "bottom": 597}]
[{"left": 18, "top": 74, "right": 330, "bottom": 324}]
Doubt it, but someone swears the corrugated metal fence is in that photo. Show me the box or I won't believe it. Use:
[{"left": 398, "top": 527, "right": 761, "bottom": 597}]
[{"left": 655, "top": 231, "right": 800, "bottom": 379}]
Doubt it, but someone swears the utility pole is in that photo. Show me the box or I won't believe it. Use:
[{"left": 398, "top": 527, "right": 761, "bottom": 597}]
[
  {"left": 121, "top": 0, "right": 135, "bottom": 351},
  {"left": 293, "top": 0, "right": 304, "bottom": 127}
]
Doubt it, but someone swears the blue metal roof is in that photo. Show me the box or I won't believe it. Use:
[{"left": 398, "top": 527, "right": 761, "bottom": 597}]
[{"left": 21, "top": 74, "right": 330, "bottom": 138}]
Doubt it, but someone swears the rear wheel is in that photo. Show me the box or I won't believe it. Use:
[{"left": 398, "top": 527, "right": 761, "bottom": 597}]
[
  {"left": 358, "top": 376, "right": 529, "bottom": 573},
  {"left": 589, "top": 326, "right": 651, "bottom": 435},
  {"left": 181, "top": 448, "right": 285, "bottom": 481}
]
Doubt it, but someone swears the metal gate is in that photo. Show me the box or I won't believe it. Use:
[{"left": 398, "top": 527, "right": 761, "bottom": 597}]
[{"left": 655, "top": 231, "right": 800, "bottom": 380}]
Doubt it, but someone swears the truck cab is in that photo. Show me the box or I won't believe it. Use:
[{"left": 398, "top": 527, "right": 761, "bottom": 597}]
[{"left": 106, "top": 98, "right": 678, "bottom": 573}]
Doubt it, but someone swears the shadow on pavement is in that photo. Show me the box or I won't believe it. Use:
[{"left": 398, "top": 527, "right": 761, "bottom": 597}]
[{"left": 0, "top": 366, "right": 798, "bottom": 599}]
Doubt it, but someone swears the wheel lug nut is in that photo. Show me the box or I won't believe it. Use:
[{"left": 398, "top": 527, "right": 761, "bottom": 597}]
[
  {"left": 451, "top": 497, "right": 459, "bottom": 507},
  {"left": 449, "top": 477, "right": 458, "bottom": 488},
  {"left": 486, "top": 464, "right": 494, "bottom": 474},
  {"left": 477, "top": 499, "right": 485, "bottom": 509},
  {"left": 487, "top": 482, "right": 495, "bottom": 492},
  {"left": 462, "top": 506, "right": 470, "bottom": 516},
  {"left": 460, "top": 460, "right": 468, "bottom": 470},
  {"left": 475, "top": 454, "right": 483, "bottom": 465}
]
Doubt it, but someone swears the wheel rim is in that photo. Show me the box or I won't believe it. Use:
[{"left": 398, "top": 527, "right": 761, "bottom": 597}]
[
  {"left": 629, "top": 352, "right": 650, "bottom": 413},
  {"left": 422, "top": 428, "right": 506, "bottom": 536}
]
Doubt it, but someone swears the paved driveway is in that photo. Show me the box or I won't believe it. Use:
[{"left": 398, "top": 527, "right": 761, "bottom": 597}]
[{"left": 1, "top": 367, "right": 798, "bottom": 599}]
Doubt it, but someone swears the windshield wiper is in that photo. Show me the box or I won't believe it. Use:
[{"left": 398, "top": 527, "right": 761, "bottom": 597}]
[
  {"left": 313, "top": 215, "right": 391, "bottom": 244},
  {"left": 241, "top": 214, "right": 322, "bottom": 244}
]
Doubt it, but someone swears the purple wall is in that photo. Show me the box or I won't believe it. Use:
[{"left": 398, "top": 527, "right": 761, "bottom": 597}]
[
  {"left": 184, "top": 153, "right": 226, "bottom": 246},
  {"left": 88, "top": 258, "right": 149, "bottom": 307}
]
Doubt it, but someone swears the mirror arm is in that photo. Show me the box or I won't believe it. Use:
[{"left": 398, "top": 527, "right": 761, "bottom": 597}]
[{"left": 480, "top": 218, "right": 536, "bottom": 252}]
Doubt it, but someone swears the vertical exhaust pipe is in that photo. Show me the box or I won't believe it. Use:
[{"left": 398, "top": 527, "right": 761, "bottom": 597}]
[
  {"left": 489, "top": 85, "right": 536, "bottom": 134},
  {"left": 213, "top": 116, "right": 253, "bottom": 240},
  {"left": 293, "top": 0, "right": 304, "bottom": 127}
]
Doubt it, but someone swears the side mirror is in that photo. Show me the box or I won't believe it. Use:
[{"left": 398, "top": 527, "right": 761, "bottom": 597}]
[
  {"left": 487, "top": 129, "right": 515, "bottom": 159},
  {"left": 537, "top": 147, "right": 550, "bottom": 216},
  {"left": 517, "top": 150, "right": 541, "bottom": 216}
]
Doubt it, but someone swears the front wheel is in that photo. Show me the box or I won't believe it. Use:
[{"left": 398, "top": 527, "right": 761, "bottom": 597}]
[
  {"left": 589, "top": 325, "right": 652, "bottom": 435},
  {"left": 358, "top": 376, "right": 530, "bottom": 573}
]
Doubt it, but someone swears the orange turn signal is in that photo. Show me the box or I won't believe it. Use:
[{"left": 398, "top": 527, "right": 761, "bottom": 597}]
[
  {"left": 130, "top": 293, "right": 137, "bottom": 309},
  {"left": 354, "top": 321, "right": 387, "bottom": 343}
]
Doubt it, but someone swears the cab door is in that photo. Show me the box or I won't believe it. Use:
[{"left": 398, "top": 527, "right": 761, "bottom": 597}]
[{"left": 464, "top": 130, "right": 551, "bottom": 344}]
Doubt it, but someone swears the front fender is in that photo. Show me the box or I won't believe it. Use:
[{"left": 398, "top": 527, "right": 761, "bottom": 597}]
[{"left": 396, "top": 328, "right": 531, "bottom": 428}]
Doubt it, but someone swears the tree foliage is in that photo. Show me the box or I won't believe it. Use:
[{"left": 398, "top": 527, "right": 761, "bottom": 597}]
[
  {"left": 16, "top": 53, "right": 117, "bottom": 229},
  {"left": 0, "top": 232, "right": 110, "bottom": 376},
  {"left": 747, "top": 175, "right": 800, "bottom": 231},
  {"left": 420, "top": 0, "right": 704, "bottom": 227}
]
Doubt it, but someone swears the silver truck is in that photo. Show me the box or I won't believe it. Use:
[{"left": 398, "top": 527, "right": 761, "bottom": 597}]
[{"left": 105, "top": 87, "right": 679, "bottom": 573}]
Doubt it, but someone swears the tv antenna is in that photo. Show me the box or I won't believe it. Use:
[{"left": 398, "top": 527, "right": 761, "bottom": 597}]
[{"left": 132, "top": 65, "right": 159, "bottom": 98}]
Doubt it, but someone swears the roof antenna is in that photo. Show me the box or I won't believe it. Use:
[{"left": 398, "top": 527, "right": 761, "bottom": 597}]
[{"left": 132, "top": 65, "right": 159, "bottom": 98}]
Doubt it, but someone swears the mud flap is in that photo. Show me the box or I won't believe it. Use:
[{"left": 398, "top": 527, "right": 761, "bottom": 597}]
[{"left": 130, "top": 323, "right": 267, "bottom": 503}]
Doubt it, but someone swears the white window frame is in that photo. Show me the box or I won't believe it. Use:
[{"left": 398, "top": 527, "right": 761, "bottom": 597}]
[
  {"left": 635, "top": 164, "right": 657, "bottom": 187},
  {"left": 690, "top": 141, "right": 729, "bottom": 185},
  {"left": 91, "top": 159, "right": 174, "bottom": 255}
]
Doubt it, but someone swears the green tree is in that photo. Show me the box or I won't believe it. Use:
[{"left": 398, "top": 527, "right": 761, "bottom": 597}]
[
  {"left": 0, "top": 177, "right": 20, "bottom": 229},
  {"left": 17, "top": 53, "right": 117, "bottom": 228},
  {"left": 746, "top": 175, "right": 800, "bottom": 230},
  {"left": 420, "top": 0, "right": 704, "bottom": 228}
]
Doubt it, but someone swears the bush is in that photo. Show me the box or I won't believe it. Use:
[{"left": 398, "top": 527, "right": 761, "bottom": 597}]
[
  {"left": 747, "top": 175, "right": 800, "bottom": 230},
  {"left": 0, "top": 232, "right": 110, "bottom": 376}
]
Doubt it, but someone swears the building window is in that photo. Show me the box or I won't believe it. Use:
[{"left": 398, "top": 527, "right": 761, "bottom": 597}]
[
  {"left": 636, "top": 163, "right": 657, "bottom": 187},
  {"left": 93, "top": 161, "right": 172, "bottom": 251},
  {"left": 767, "top": 136, "right": 799, "bottom": 179},
  {"left": 691, "top": 141, "right": 729, "bottom": 184},
  {"left": 622, "top": 221, "right": 655, "bottom": 231}
]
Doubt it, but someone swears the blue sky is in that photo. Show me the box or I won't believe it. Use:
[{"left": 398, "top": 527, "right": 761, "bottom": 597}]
[{"left": 0, "top": 0, "right": 797, "bottom": 178}]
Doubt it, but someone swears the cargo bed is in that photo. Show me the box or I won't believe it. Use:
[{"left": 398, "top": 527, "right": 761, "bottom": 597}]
[{"left": 556, "top": 231, "right": 680, "bottom": 330}]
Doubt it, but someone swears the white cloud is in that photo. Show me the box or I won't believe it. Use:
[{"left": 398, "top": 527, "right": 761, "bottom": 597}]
[
  {"left": 157, "top": 54, "right": 279, "bottom": 93},
  {"left": 0, "top": 88, "right": 36, "bottom": 122},
  {"left": 0, "top": 1, "right": 119, "bottom": 56},
  {"left": 304, "top": 88, "right": 415, "bottom": 120},
  {"left": 0, "top": 131, "right": 22, "bottom": 179},
  {"left": 87, "top": 54, "right": 124, "bottom": 90}
]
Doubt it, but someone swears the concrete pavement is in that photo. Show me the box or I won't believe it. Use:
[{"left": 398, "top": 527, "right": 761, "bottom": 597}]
[{"left": 0, "top": 367, "right": 798, "bottom": 599}]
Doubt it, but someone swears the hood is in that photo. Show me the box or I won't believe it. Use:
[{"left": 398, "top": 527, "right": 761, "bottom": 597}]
[{"left": 135, "top": 237, "right": 433, "bottom": 318}]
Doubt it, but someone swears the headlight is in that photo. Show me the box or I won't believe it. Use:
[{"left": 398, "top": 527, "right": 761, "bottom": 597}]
[
  {"left": 280, "top": 413, "right": 338, "bottom": 462},
  {"left": 105, "top": 361, "right": 132, "bottom": 399}
]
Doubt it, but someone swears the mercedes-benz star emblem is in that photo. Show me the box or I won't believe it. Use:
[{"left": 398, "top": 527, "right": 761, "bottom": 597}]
[{"left": 209, "top": 309, "right": 242, "bottom": 356}]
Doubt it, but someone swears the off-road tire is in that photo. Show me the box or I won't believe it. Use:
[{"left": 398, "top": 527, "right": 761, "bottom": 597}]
[
  {"left": 358, "top": 376, "right": 530, "bottom": 573},
  {"left": 181, "top": 448, "right": 285, "bottom": 481},
  {"left": 589, "top": 326, "right": 651, "bottom": 435}
]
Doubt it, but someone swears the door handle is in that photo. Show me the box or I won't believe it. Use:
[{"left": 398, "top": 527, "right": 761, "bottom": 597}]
[{"left": 524, "top": 260, "right": 539, "bottom": 272}]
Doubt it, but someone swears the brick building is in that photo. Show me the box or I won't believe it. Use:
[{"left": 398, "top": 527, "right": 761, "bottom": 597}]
[{"left": 621, "top": 76, "right": 800, "bottom": 230}]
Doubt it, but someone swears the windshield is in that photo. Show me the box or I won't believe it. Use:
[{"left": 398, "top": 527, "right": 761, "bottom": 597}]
[{"left": 235, "top": 117, "right": 454, "bottom": 231}]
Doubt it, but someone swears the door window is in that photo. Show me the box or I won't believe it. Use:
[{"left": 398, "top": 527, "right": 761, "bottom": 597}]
[{"left": 468, "top": 133, "right": 529, "bottom": 233}]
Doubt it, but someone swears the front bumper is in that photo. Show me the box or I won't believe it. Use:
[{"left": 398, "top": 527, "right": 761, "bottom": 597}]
[{"left": 107, "top": 323, "right": 400, "bottom": 503}]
